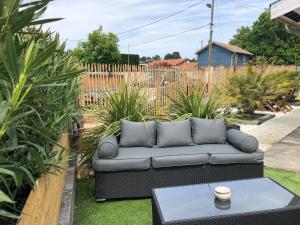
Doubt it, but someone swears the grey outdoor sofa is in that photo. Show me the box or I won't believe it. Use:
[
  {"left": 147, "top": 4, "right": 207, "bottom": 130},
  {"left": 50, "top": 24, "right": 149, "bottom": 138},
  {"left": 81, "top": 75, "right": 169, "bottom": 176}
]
[{"left": 92, "top": 118, "right": 264, "bottom": 201}]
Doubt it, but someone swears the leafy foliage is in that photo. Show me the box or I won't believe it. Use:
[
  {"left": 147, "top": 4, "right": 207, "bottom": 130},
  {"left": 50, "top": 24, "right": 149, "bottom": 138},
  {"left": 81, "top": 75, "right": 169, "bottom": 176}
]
[
  {"left": 73, "top": 26, "right": 121, "bottom": 64},
  {"left": 80, "top": 85, "right": 152, "bottom": 164},
  {"left": 140, "top": 55, "right": 161, "bottom": 63},
  {"left": 120, "top": 54, "right": 140, "bottom": 65},
  {"left": 0, "top": 0, "right": 80, "bottom": 219},
  {"left": 164, "top": 51, "right": 181, "bottom": 60},
  {"left": 224, "top": 67, "right": 300, "bottom": 114},
  {"left": 169, "top": 87, "right": 222, "bottom": 119},
  {"left": 230, "top": 12, "right": 300, "bottom": 65},
  {"left": 225, "top": 69, "right": 269, "bottom": 114},
  {"left": 265, "top": 71, "right": 300, "bottom": 100}
]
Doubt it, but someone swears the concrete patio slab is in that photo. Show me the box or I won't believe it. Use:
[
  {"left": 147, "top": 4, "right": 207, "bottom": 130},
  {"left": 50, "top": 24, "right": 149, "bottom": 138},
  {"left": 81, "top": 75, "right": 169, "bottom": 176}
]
[
  {"left": 241, "top": 107, "right": 300, "bottom": 172},
  {"left": 264, "top": 142, "right": 300, "bottom": 173},
  {"left": 241, "top": 106, "right": 300, "bottom": 150}
]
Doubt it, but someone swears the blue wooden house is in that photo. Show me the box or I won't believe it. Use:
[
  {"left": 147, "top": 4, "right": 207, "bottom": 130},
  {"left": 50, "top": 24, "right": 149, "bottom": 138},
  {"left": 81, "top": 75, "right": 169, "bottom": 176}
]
[{"left": 195, "top": 41, "right": 253, "bottom": 67}]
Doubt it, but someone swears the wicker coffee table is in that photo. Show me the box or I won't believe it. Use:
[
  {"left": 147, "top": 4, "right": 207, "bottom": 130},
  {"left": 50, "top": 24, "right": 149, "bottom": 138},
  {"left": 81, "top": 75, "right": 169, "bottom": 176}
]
[{"left": 152, "top": 178, "right": 300, "bottom": 225}]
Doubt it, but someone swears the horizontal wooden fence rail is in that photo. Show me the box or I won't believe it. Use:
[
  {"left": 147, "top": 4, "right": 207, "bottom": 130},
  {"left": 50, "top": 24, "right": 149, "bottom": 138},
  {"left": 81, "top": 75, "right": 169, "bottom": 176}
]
[
  {"left": 17, "top": 133, "right": 70, "bottom": 225},
  {"left": 78, "top": 64, "right": 296, "bottom": 115}
]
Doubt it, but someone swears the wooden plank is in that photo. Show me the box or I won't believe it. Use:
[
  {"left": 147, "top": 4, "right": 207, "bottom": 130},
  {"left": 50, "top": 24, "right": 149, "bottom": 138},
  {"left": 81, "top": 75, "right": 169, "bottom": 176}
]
[{"left": 18, "top": 133, "right": 70, "bottom": 225}]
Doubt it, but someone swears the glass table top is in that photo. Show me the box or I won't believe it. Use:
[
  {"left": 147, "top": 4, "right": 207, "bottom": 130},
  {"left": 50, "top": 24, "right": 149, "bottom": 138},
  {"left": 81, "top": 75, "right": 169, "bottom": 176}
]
[{"left": 153, "top": 178, "right": 300, "bottom": 222}]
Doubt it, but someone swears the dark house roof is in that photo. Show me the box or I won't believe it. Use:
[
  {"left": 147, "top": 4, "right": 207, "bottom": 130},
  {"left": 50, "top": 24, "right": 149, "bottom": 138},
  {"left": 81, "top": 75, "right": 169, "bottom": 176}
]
[{"left": 195, "top": 41, "right": 253, "bottom": 56}]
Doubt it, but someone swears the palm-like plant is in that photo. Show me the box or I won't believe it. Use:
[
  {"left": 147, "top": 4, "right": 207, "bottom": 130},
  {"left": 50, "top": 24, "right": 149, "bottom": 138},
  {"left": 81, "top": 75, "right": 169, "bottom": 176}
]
[
  {"left": 80, "top": 85, "right": 152, "bottom": 164},
  {"left": 265, "top": 71, "right": 300, "bottom": 100},
  {"left": 225, "top": 70, "right": 270, "bottom": 114},
  {"left": 169, "top": 86, "right": 222, "bottom": 119}
]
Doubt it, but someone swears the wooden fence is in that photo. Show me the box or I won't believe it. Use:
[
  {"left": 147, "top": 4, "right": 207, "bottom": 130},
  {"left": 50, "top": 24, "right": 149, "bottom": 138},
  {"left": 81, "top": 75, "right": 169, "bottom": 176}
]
[
  {"left": 18, "top": 133, "right": 70, "bottom": 225},
  {"left": 78, "top": 64, "right": 295, "bottom": 115}
]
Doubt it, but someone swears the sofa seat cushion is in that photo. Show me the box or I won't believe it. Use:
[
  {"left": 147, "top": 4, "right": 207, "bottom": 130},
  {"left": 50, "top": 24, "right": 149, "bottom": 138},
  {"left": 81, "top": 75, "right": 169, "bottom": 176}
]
[
  {"left": 195, "top": 144, "right": 264, "bottom": 164},
  {"left": 151, "top": 146, "right": 209, "bottom": 168},
  {"left": 92, "top": 147, "right": 151, "bottom": 172}
]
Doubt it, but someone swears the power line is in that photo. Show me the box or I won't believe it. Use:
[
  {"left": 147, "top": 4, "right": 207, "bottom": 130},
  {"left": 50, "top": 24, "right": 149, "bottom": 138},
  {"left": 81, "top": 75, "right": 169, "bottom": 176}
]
[
  {"left": 126, "top": 23, "right": 210, "bottom": 48},
  {"left": 215, "top": 0, "right": 225, "bottom": 41},
  {"left": 233, "top": 0, "right": 263, "bottom": 13},
  {"left": 117, "top": 0, "right": 207, "bottom": 35}
]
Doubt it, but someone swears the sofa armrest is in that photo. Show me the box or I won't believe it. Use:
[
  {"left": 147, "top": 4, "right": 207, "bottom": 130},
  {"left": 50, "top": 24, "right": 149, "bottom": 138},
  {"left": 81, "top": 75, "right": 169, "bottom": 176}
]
[
  {"left": 96, "top": 135, "right": 119, "bottom": 159},
  {"left": 227, "top": 129, "right": 258, "bottom": 153}
]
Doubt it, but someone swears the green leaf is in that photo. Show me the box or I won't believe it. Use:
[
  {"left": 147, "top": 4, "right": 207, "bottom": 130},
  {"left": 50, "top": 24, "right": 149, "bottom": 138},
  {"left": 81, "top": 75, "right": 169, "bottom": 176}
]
[
  {"left": 30, "top": 40, "right": 58, "bottom": 69},
  {"left": 29, "top": 18, "right": 63, "bottom": 26},
  {"left": 0, "top": 31, "right": 19, "bottom": 85},
  {"left": 0, "top": 209, "right": 18, "bottom": 219},
  {"left": 0, "top": 190, "right": 14, "bottom": 203},
  {"left": 0, "top": 101, "right": 10, "bottom": 124},
  {"left": 0, "top": 168, "right": 20, "bottom": 187},
  {"left": 23, "top": 41, "right": 36, "bottom": 74},
  {"left": 8, "top": 110, "right": 34, "bottom": 125}
]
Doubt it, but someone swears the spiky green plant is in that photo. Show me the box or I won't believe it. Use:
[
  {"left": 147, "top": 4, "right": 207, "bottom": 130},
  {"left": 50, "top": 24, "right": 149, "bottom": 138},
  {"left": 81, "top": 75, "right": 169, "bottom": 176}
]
[
  {"left": 169, "top": 86, "right": 222, "bottom": 119},
  {"left": 80, "top": 85, "right": 153, "bottom": 165}
]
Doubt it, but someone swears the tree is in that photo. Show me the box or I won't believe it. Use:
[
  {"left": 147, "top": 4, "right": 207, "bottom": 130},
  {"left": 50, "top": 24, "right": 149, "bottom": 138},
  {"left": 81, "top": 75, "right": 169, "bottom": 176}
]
[
  {"left": 120, "top": 54, "right": 140, "bottom": 65},
  {"left": 230, "top": 12, "right": 300, "bottom": 65},
  {"left": 152, "top": 55, "right": 161, "bottom": 61},
  {"left": 164, "top": 51, "right": 181, "bottom": 60},
  {"left": 73, "top": 26, "right": 121, "bottom": 64}
]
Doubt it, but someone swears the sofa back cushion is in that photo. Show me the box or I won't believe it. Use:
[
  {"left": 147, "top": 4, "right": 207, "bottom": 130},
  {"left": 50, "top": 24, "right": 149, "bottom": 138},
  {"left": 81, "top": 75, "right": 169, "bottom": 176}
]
[
  {"left": 120, "top": 119, "right": 156, "bottom": 147},
  {"left": 190, "top": 118, "right": 226, "bottom": 144},
  {"left": 157, "top": 120, "right": 193, "bottom": 147}
]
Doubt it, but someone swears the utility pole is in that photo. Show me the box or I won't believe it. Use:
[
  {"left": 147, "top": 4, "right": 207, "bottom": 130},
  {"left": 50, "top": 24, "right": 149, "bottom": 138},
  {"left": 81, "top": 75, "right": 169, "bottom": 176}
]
[{"left": 207, "top": 0, "right": 215, "bottom": 67}]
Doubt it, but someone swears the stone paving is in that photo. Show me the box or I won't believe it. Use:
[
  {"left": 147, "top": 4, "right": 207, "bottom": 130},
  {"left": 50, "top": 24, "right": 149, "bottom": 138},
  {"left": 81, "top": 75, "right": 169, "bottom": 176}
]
[{"left": 240, "top": 106, "right": 300, "bottom": 172}]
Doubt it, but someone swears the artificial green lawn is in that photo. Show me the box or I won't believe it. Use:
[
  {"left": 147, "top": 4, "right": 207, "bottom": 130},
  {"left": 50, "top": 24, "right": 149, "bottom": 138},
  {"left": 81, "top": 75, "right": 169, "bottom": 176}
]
[{"left": 75, "top": 168, "right": 300, "bottom": 225}]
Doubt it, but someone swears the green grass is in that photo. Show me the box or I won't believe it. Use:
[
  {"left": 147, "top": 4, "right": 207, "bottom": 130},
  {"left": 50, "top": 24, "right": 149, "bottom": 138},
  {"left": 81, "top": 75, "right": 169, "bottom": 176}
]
[{"left": 75, "top": 168, "right": 300, "bottom": 225}]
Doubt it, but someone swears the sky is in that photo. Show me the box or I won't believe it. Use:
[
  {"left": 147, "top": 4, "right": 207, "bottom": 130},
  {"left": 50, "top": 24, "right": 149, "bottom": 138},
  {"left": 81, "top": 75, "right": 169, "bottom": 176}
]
[{"left": 39, "top": 0, "right": 275, "bottom": 58}]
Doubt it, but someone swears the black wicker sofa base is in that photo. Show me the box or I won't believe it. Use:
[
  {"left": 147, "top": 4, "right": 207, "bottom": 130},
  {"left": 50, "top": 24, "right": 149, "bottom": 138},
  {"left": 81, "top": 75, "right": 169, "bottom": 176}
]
[{"left": 95, "top": 163, "right": 263, "bottom": 201}]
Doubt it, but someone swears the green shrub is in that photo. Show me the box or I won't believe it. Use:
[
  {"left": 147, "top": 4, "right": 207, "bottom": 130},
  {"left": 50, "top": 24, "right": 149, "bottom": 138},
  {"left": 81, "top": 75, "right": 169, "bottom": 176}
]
[
  {"left": 0, "top": 0, "right": 80, "bottom": 219},
  {"left": 225, "top": 68, "right": 300, "bottom": 115},
  {"left": 265, "top": 71, "right": 300, "bottom": 99},
  {"left": 225, "top": 70, "right": 269, "bottom": 114},
  {"left": 120, "top": 54, "right": 140, "bottom": 65}
]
